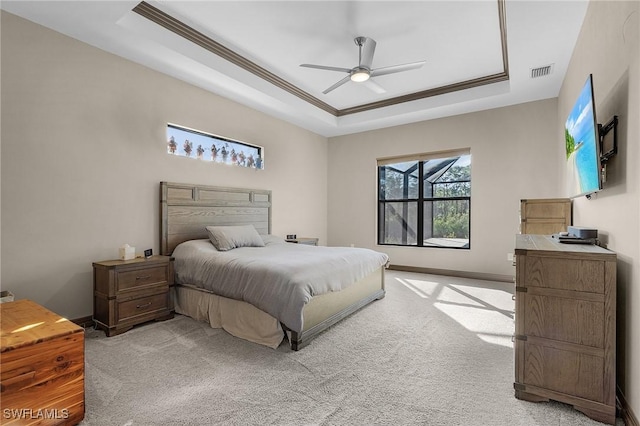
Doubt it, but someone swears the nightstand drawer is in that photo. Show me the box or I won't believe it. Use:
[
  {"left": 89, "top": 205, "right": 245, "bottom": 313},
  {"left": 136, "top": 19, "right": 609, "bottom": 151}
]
[
  {"left": 117, "top": 265, "right": 169, "bottom": 292},
  {"left": 118, "top": 292, "right": 169, "bottom": 322}
]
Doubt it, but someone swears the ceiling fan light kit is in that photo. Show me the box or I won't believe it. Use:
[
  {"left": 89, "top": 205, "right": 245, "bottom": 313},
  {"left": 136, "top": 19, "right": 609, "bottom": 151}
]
[
  {"left": 350, "top": 68, "right": 370, "bottom": 82},
  {"left": 300, "top": 36, "right": 425, "bottom": 94}
]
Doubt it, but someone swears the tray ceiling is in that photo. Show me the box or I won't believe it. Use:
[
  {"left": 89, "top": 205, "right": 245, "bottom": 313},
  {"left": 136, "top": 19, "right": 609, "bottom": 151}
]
[{"left": 0, "top": 1, "right": 589, "bottom": 137}]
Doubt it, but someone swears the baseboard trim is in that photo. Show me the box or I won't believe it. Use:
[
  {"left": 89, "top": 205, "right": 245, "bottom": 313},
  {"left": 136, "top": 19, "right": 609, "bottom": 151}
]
[
  {"left": 618, "top": 386, "right": 639, "bottom": 426},
  {"left": 71, "top": 315, "right": 94, "bottom": 329},
  {"left": 388, "top": 264, "right": 514, "bottom": 283}
]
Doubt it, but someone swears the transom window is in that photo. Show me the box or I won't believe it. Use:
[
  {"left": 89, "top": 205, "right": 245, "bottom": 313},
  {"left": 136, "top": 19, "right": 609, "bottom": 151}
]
[{"left": 377, "top": 150, "right": 471, "bottom": 249}]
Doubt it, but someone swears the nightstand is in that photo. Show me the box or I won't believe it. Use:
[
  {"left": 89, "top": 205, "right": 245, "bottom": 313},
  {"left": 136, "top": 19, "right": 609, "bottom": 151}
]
[
  {"left": 1, "top": 300, "right": 85, "bottom": 425},
  {"left": 285, "top": 237, "right": 318, "bottom": 246},
  {"left": 93, "top": 255, "right": 174, "bottom": 337}
]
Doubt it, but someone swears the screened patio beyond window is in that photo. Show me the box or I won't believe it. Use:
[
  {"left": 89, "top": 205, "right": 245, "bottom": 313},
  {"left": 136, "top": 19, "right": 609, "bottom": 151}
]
[{"left": 378, "top": 152, "right": 471, "bottom": 249}]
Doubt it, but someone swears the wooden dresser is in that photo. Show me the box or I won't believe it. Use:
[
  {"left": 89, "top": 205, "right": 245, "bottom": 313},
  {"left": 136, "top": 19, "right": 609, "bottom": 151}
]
[
  {"left": 514, "top": 234, "right": 616, "bottom": 424},
  {"left": 520, "top": 198, "right": 572, "bottom": 235},
  {"left": 0, "top": 300, "right": 85, "bottom": 425},
  {"left": 93, "top": 255, "right": 174, "bottom": 337}
]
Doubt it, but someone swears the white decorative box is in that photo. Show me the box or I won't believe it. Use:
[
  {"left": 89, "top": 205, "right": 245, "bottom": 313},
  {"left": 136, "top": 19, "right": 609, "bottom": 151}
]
[{"left": 119, "top": 244, "right": 136, "bottom": 261}]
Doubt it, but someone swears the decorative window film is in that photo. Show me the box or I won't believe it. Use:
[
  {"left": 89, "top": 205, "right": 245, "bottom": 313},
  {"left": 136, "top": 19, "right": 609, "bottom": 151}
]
[{"left": 167, "top": 123, "right": 264, "bottom": 169}]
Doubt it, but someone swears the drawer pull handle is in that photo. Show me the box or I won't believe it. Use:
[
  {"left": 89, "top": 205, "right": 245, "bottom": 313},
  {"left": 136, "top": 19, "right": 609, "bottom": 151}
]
[
  {"left": 136, "top": 302, "right": 153, "bottom": 309},
  {"left": 136, "top": 275, "right": 152, "bottom": 281},
  {"left": 0, "top": 370, "right": 36, "bottom": 392}
]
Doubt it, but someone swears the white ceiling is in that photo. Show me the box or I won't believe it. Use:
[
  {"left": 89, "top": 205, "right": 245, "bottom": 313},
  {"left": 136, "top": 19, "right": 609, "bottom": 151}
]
[{"left": 1, "top": 1, "right": 589, "bottom": 137}]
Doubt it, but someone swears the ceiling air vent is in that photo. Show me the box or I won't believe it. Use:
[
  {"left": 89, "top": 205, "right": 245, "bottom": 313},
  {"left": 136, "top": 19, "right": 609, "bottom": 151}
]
[{"left": 530, "top": 64, "right": 553, "bottom": 78}]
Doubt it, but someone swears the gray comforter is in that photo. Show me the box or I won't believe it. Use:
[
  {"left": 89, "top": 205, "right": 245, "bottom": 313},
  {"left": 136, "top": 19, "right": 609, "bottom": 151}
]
[{"left": 172, "top": 238, "right": 389, "bottom": 332}]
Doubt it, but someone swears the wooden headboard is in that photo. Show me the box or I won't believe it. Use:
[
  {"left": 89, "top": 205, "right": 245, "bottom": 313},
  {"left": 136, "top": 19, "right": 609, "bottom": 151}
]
[{"left": 160, "top": 182, "right": 272, "bottom": 255}]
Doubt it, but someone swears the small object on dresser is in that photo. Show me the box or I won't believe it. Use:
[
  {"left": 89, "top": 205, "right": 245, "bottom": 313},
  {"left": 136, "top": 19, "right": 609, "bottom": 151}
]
[
  {"left": 0, "top": 290, "right": 14, "bottom": 303},
  {"left": 286, "top": 234, "right": 297, "bottom": 240},
  {"left": 567, "top": 225, "right": 598, "bottom": 239},
  {"left": 119, "top": 243, "right": 136, "bottom": 260},
  {"left": 552, "top": 227, "right": 598, "bottom": 244},
  {"left": 286, "top": 237, "right": 319, "bottom": 246},
  {"left": 144, "top": 248, "right": 153, "bottom": 258}
]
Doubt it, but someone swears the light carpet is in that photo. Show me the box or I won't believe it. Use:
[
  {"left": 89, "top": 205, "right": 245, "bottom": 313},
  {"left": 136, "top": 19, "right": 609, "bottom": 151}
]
[{"left": 80, "top": 270, "right": 622, "bottom": 425}]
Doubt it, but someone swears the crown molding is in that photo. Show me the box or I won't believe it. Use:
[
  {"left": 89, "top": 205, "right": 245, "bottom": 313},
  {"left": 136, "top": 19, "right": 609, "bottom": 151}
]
[{"left": 133, "top": 0, "right": 509, "bottom": 118}]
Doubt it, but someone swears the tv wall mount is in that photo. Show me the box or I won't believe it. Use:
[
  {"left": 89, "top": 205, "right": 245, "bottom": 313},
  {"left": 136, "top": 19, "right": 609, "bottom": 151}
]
[
  {"left": 599, "top": 115, "right": 618, "bottom": 185},
  {"left": 599, "top": 115, "right": 618, "bottom": 163}
]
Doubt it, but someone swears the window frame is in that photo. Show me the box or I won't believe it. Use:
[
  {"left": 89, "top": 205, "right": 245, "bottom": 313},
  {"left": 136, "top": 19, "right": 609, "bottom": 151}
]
[{"left": 377, "top": 152, "right": 471, "bottom": 249}]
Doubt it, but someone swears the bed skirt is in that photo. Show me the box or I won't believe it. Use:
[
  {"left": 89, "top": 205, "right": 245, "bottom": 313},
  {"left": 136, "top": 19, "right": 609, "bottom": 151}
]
[
  {"left": 173, "top": 266, "right": 385, "bottom": 350},
  {"left": 173, "top": 284, "right": 285, "bottom": 348}
]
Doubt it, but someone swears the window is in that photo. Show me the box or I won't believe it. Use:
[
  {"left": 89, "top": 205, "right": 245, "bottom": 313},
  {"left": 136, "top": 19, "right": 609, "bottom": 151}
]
[
  {"left": 166, "top": 123, "right": 264, "bottom": 169},
  {"left": 377, "top": 150, "right": 471, "bottom": 249}
]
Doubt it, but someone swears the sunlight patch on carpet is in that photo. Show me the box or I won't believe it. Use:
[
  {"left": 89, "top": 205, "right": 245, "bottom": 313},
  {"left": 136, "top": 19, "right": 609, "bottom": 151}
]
[
  {"left": 434, "top": 284, "right": 514, "bottom": 348},
  {"left": 394, "top": 276, "right": 440, "bottom": 298}
]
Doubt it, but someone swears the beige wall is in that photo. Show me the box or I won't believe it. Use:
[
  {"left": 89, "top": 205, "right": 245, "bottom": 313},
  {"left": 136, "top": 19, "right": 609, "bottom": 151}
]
[
  {"left": 558, "top": 0, "right": 639, "bottom": 418},
  {"left": 328, "top": 98, "right": 559, "bottom": 278},
  {"left": 0, "top": 12, "right": 328, "bottom": 319},
  {"left": 3, "top": 4, "right": 639, "bottom": 417}
]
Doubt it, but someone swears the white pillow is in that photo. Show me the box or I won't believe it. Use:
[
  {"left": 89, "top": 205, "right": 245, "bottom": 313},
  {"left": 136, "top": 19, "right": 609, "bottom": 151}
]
[
  {"left": 205, "top": 225, "right": 265, "bottom": 251},
  {"left": 261, "top": 234, "right": 286, "bottom": 245}
]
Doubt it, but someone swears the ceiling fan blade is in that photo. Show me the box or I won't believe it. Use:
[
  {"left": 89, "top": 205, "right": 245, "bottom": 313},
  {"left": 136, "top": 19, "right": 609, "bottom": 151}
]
[
  {"left": 359, "top": 37, "right": 376, "bottom": 69},
  {"left": 323, "top": 75, "right": 351, "bottom": 94},
  {"left": 363, "top": 79, "right": 386, "bottom": 94},
  {"left": 370, "top": 60, "right": 426, "bottom": 77},
  {"left": 300, "top": 64, "right": 352, "bottom": 73}
]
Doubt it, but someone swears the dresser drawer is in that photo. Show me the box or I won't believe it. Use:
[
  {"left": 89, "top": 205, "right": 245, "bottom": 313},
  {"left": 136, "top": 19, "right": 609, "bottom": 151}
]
[
  {"left": 117, "top": 292, "right": 170, "bottom": 323},
  {"left": 116, "top": 264, "right": 169, "bottom": 292},
  {"left": 521, "top": 340, "right": 604, "bottom": 403},
  {"left": 523, "top": 294, "right": 605, "bottom": 347},
  {"left": 523, "top": 256, "right": 605, "bottom": 293}
]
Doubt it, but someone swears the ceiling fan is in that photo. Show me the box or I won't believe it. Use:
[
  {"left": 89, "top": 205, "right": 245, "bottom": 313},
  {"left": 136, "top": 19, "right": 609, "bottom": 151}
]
[{"left": 300, "top": 36, "right": 426, "bottom": 95}]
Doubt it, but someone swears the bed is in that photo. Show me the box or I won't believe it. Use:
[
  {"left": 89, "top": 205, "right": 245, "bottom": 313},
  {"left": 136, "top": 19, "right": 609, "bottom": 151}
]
[{"left": 160, "top": 181, "right": 388, "bottom": 350}]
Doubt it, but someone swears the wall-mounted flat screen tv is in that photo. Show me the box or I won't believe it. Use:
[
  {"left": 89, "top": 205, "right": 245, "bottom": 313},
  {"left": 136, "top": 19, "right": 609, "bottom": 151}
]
[{"left": 565, "top": 74, "right": 601, "bottom": 198}]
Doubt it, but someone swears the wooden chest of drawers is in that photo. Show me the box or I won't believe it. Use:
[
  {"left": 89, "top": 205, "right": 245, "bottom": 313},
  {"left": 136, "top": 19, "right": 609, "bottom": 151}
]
[
  {"left": 514, "top": 234, "right": 616, "bottom": 424},
  {"left": 0, "top": 300, "right": 85, "bottom": 425},
  {"left": 93, "top": 255, "right": 174, "bottom": 337}
]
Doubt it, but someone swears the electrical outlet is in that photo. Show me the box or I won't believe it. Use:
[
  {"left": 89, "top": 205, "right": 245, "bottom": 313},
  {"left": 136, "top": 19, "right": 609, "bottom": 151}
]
[{"left": 507, "top": 253, "right": 514, "bottom": 262}]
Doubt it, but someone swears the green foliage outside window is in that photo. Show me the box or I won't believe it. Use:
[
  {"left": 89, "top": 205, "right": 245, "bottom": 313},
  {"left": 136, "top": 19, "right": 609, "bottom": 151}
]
[
  {"left": 434, "top": 211, "right": 470, "bottom": 238},
  {"left": 432, "top": 165, "right": 470, "bottom": 239}
]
